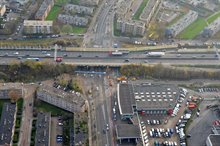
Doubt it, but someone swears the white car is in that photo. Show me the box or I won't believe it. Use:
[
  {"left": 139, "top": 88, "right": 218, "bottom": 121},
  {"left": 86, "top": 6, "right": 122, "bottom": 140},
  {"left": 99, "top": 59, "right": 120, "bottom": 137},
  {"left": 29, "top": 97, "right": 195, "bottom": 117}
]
[
  {"left": 106, "top": 124, "right": 109, "bottom": 130},
  {"left": 45, "top": 53, "right": 51, "bottom": 57},
  {"left": 14, "top": 52, "right": 19, "bottom": 55}
]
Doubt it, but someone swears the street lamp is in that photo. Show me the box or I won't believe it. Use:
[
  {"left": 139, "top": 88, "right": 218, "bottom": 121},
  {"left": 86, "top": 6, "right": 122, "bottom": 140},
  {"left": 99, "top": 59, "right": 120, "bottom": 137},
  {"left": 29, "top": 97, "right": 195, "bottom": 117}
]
[{"left": 54, "top": 44, "right": 58, "bottom": 61}]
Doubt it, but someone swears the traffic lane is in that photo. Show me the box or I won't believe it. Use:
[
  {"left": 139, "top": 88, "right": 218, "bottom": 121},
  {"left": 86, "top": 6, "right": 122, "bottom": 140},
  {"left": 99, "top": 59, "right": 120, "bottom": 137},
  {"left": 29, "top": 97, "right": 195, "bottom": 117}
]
[
  {"left": 63, "top": 58, "right": 220, "bottom": 65},
  {"left": 0, "top": 49, "right": 217, "bottom": 59},
  {"left": 95, "top": 103, "right": 108, "bottom": 146},
  {"left": 0, "top": 56, "right": 219, "bottom": 65},
  {"left": 0, "top": 51, "right": 218, "bottom": 59}
]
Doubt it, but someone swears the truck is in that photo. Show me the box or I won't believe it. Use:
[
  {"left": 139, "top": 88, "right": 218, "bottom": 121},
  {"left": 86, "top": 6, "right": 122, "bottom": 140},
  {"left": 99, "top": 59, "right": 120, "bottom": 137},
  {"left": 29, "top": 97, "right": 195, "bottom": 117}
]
[
  {"left": 56, "top": 57, "right": 63, "bottom": 62},
  {"left": 116, "top": 76, "right": 127, "bottom": 81},
  {"left": 109, "top": 50, "right": 123, "bottom": 56},
  {"left": 147, "top": 52, "right": 165, "bottom": 57},
  {"left": 26, "top": 58, "right": 40, "bottom": 61}
]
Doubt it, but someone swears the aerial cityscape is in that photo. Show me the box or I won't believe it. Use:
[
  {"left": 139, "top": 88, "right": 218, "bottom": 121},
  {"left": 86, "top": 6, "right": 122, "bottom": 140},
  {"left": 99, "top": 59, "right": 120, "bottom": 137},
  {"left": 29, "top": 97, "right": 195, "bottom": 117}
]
[{"left": 0, "top": 0, "right": 220, "bottom": 146}]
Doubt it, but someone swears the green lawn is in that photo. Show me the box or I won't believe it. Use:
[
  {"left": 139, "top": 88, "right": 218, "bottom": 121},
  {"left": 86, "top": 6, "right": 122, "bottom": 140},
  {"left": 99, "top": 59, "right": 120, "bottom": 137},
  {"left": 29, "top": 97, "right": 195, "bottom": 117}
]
[
  {"left": 207, "top": 11, "right": 220, "bottom": 24},
  {"left": 55, "top": 0, "right": 69, "bottom": 5},
  {"left": 113, "top": 17, "right": 120, "bottom": 36},
  {"left": 133, "top": 0, "right": 149, "bottom": 20},
  {"left": 72, "top": 27, "right": 87, "bottom": 34},
  {"left": 46, "top": 5, "right": 61, "bottom": 20},
  {"left": 178, "top": 18, "right": 207, "bottom": 39},
  {"left": 35, "top": 100, "right": 71, "bottom": 116}
]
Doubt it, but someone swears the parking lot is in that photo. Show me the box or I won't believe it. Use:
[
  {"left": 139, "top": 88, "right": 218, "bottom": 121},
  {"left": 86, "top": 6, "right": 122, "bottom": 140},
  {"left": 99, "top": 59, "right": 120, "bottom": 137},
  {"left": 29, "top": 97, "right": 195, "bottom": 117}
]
[
  {"left": 50, "top": 117, "right": 63, "bottom": 146},
  {"left": 137, "top": 88, "right": 189, "bottom": 146},
  {"left": 187, "top": 100, "right": 220, "bottom": 146}
]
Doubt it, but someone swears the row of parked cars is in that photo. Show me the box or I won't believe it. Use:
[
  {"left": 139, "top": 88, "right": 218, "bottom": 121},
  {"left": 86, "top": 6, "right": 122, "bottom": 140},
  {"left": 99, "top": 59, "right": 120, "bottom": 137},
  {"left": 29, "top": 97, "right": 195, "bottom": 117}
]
[
  {"left": 176, "top": 113, "right": 192, "bottom": 146},
  {"left": 146, "top": 119, "right": 162, "bottom": 125},
  {"left": 149, "top": 128, "right": 174, "bottom": 138},
  {"left": 198, "top": 88, "right": 219, "bottom": 93},
  {"left": 140, "top": 121, "right": 149, "bottom": 146},
  {"left": 154, "top": 140, "right": 177, "bottom": 146}
]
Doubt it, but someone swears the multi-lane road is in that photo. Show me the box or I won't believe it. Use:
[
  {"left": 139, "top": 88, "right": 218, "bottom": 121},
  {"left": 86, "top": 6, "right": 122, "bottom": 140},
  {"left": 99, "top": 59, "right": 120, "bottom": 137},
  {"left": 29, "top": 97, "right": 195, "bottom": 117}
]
[{"left": 0, "top": 49, "right": 219, "bottom": 65}]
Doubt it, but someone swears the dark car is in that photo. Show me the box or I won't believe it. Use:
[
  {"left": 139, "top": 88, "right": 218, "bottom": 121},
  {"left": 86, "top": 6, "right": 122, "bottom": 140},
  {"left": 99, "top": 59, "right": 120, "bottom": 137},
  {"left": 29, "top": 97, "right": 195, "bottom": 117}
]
[{"left": 63, "top": 54, "right": 68, "bottom": 57}]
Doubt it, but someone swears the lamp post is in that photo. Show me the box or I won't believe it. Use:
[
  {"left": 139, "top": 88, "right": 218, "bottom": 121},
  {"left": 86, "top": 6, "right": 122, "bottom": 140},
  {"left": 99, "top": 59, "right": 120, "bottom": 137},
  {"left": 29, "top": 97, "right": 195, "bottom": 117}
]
[{"left": 54, "top": 44, "right": 57, "bottom": 61}]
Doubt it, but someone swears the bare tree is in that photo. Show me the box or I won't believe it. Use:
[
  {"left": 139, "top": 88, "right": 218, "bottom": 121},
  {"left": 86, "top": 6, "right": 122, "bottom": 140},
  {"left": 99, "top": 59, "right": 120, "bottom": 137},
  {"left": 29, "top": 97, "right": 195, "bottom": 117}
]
[{"left": 8, "top": 89, "right": 20, "bottom": 103}]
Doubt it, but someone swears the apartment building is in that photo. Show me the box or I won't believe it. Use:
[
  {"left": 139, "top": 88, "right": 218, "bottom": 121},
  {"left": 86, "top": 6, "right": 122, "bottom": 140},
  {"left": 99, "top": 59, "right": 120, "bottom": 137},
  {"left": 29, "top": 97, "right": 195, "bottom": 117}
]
[
  {"left": 165, "top": 10, "right": 198, "bottom": 38},
  {"left": 0, "top": 103, "right": 17, "bottom": 146},
  {"left": 35, "top": 112, "right": 51, "bottom": 146},
  {"left": 203, "top": 17, "right": 220, "bottom": 37},
  {"left": 116, "top": 17, "right": 145, "bottom": 36},
  {"left": 35, "top": 0, "right": 54, "bottom": 20},
  {"left": 58, "top": 14, "right": 88, "bottom": 26},
  {"left": 140, "top": 0, "right": 161, "bottom": 25},
  {"left": 80, "top": 0, "right": 100, "bottom": 6},
  {"left": 23, "top": 20, "right": 53, "bottom": 34},
  {"left": 65, "top": 4, "right": 94, "bottom": 15},
  {"left": 36, "top": 85, "right": 86, "bottom": 113}
]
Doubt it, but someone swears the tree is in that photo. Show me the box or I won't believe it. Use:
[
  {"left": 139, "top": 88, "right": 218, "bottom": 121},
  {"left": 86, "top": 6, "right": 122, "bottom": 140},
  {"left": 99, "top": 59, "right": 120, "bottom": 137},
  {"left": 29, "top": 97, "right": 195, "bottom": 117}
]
[
  {"left": 61, "top": 24, "right": 73, "bottom": 34},
  {"left": 8, "top": 89, "right": 20, "bottom": 103},
  {"left": 53, "top": 25, "right": 61, "bottom": 34}
]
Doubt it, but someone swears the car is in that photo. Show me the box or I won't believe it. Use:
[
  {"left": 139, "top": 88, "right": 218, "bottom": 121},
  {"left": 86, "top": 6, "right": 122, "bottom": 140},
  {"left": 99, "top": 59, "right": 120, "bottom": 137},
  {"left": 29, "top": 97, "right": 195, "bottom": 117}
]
[
  {"left": 58, "top": 122, "right": 63, "bottom": 126},
  {"left": 45, "top": 53, "right": 51, "bottom": 57},
  {"left": 17, "top": 57, "right": 22, "bottom": 59},
  {"left": 78, "top": 55, "right": 82, "bottom": 57},
  {"left": 41, "top": 51, "right": 47, "bottom": 54},
  {"left": 14, "top": 52, "right": 19, "bottom": 55},
  {"left": 106, "top": 124, "right": 109, "bottom": 130},
  {"left": 56, "top": 135, "right": 63, "bottom": 139},
  {"left": 124, "top": 59, "right": 130, "bottom": 62},
  {"left": 95, "top": 56, "right": 99, "bottom": 58},
  {"left": 4, "top": 53, "right": 8, "bottom": 56},
  {"left": 63, "top": 54, "right": 68, "bottom": 57},
  {"left": 25, "top": 54, "right": 30, "bottom": 56},
  {"left": 187, "top": 134, "right": 191, "bottom": 138},
  {"left": 103, "top": 129, "right": 106, "bottom": 134},
  {"left": 144, "top": 60, "right": 148, "bottom": 63}
]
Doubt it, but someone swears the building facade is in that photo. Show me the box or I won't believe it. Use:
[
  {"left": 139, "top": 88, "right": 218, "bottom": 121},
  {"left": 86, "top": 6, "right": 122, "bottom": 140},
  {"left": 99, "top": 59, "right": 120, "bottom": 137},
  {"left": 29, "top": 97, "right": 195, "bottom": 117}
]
[
  {"left": 58, "top": 14, "right": 88, "bottom": 26},
  {"left": 202, "top": 17, "right": 220, "bottom": 37},
  {"left": 35, "top": 0, "right": 54, "bottom": 20},
  {"left": 0, "top": 5, "right": 6, "bottom": 17},
  {"left": 117, "top": 83, "right": 179, "bottom": 120},
  {"left": 23, "top": 20, "right": 53, "bottom": 34},
  {"left": 36, "top": 86, "right": 86, "bottom": 113},
  {"left": 165, "top": 10, "right": 198, "bottom": 38},
  {"left": 65, "top": 4, "right": 94, "bottom": 15},
  {"left": 116, "top": 18, "right": 145, "bottom": 36}
]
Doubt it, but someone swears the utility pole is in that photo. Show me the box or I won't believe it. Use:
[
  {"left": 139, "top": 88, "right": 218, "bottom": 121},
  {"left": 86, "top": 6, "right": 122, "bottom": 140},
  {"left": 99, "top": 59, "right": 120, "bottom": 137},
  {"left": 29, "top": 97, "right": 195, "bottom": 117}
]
[{"left": 54, "top": 44, "right": 57, "bottom": 61}]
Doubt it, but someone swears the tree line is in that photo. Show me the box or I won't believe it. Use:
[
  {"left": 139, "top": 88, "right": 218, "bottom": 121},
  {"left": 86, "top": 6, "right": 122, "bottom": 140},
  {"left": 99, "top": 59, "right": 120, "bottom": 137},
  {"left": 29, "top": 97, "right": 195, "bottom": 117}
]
[
  {"left": 120, "top": 64, "right": 220, "bottom": 80},
  {"left": 0, "top": 61, "right": 75, "bottom": 82}
]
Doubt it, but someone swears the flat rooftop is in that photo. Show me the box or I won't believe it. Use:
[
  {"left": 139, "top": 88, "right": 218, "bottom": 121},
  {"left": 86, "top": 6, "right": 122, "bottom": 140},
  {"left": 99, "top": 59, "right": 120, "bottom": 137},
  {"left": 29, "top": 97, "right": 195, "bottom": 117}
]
[
  {"left": 0, "top": 103, "right": 16, "bottom": 145},
  {"left": 116, "top": 124, "right": 140, "bottom": 139},
  {"left": 118, "top": 84, "right": 135, "bottom": 115},
  {"left": 35, "top": 112, "right": 51, "bottom": 146},
  {"left": 118, "top": 83, "right": 179, "bottom": 114},
  {"left": 38, "top": 85, "right": 85, "bottom": 107},
  {"left": 208, "top": 134, "right": 220, "bottom": 146},
  {"left": 133, "top": 84, "right": 179, "bottom": 110}
]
